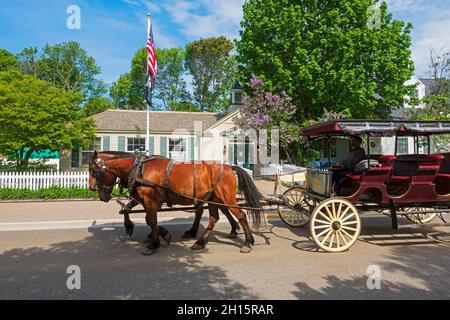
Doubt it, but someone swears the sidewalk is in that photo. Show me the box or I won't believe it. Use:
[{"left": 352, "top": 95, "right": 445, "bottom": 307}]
[{"left": 0, "top": 179, "right": 281, "bottom": 230}]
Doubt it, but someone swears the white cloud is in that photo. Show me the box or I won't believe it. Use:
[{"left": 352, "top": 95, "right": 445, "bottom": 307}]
[
  {"left": 141, "top": 1, "right": 162, "bottom": 13},
  {"left": 162, "top": 0, "right": 244, "bottom": 41},
  {"left": 412, "top": 17, "right": 450, "bottom": 77},
  {"left": 122, "top": 0, "right": 139, "bottom": 6}
]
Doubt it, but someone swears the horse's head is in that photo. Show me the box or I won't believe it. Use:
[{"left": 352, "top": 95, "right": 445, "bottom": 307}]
[{"left": 88, "top": 151, "right": 117, "bottom": 202}]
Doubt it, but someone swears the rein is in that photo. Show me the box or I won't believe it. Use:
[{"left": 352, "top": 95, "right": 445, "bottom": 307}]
[{"left": 91, "top": 156, "right": 267, "bottom": 212}]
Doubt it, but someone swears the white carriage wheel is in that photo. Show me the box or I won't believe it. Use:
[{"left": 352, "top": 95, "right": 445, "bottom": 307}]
[
  {"left": 310, "top": 198, "right": 361, "bottom": 252},
  {"left": 404, "top": 207, "right": 437, "bottom": 224},
  {"left": 277, "top": 187, "right": 312, "bottom": 227}
]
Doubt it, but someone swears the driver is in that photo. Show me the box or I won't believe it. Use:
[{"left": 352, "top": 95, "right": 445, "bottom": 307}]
[{"left": 332, "top": 135, "right": 366, "bottom": 194}]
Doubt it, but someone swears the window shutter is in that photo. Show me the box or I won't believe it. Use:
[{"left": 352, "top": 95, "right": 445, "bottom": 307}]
[
  {"left": 71, "top": 144, "right": 80, "bottom": 168},
  {"left": 118, "top": 136, "right": 125, "bottom": 152},
  {"left": 102, "top": 136, "right": 110, "bottom": 151},
  {"left": 149, "top": 136, "right": 154, "bottom": 155},
  {"left": 189, "top": 137, "right": 195, "bottom": 161},
  {"left": 160, "top": 137, "right": 167, "bottom": 157}
]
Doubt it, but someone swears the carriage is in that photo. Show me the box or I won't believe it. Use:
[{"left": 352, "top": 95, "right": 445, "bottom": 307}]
[{"left": 275, "top": 120, "right": 450, "bottom": 252}]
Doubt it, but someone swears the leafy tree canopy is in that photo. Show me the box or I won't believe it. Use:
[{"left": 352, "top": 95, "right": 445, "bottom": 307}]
[
  {"left": 0, "top": 49, "right": 20, "bottom": 72},
  {"left": 186, "top": 36, "right": 236, "bottom": 112},
  {"left": 0, "top": 71, "right": 95, "bottom": 165},
  {"left": 237, "top": 0, "right": 415, "bottom": 122}
]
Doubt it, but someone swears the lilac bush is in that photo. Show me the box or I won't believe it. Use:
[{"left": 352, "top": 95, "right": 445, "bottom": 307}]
[{"left": 242, "top": 77, "right": 302, "bottom": 163}]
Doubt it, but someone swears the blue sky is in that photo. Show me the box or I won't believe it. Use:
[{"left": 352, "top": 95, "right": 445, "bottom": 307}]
[{"left": 0, "top": 0, "right": 449, "bottom": 86}]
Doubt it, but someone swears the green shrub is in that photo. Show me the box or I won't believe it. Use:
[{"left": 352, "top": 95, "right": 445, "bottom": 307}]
[{"left": 0, "top": 187, "right": 99, "bottom": 200}]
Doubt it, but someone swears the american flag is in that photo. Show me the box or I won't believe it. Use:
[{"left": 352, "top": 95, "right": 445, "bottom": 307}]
[{"left": 146, "top": 16, "right": 157, "bottom": 81}]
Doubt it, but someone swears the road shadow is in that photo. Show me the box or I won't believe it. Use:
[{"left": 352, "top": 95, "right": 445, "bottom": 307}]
[
  {"left": 267, "top": 215, "right": 450, "bottom": 253},
  {"left": 292, "top": 244, "right": 450, "bottom": 299},
  {"left": 0, "top": 222, "right": 258, "bottom": 299}
]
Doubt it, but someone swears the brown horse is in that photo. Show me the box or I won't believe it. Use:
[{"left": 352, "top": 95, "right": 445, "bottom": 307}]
[
  {"left": 88, "top": 151, "right": 264, "bottom": 255},
  {"left": 91, "top": 152, "right": 240, "bottom": 240}
]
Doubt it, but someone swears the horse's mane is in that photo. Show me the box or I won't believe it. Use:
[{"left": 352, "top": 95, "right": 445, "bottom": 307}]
[{"left": 99, "top": 151, "right": 132, "bottom": 155}]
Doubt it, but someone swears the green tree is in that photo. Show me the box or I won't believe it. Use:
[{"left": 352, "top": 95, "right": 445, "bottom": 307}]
[
  {"left": 186, "top": 37, "right": 235, "bottom": 112},
  {"left": 412, "top": 48, "right": 450, "bottom": 152},
  {"left": 17, "top": 47, "right": 39, "bottom": 77},
  {"left": 237, "top": 0, "right": 415, "bottom": 121},
  {"left": 0, "top": 71, "right": 95, "bottom": 166},
  {"left": 0, "top": 49, "right": 19, "bottom": 72},
  {"left": 154, "top": 47, "right": 192, "bottom": 111},
  {"left": 111, "top": 47, "right": 194, "bottom": 111},
  {"left": 128, "top": 47, "right": 148, "bottom": 110},
  {"left": 110, "top": 72, "right": 132, "bottom": 109},
  {"left": 82, "top": 97, "right": 114, "bottom": 117},
  {"left": 38, "top": 41, "right": 106, "bottom": 99}
]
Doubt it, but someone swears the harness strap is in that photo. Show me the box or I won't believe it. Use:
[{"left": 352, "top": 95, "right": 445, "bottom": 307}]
[
  {"left": 133, "top": 169, "right": 262, "bottom": 212},
  {"left": 193, "top": 162, "right": 197, "bottom": 208},
  {"left": 164, "top": 160, "right": 176, "bottom": 207}
]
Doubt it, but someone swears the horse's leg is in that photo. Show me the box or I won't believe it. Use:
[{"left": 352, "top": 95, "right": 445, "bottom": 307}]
[
  {"left": 220, "top": 207, "right": 240, "bottom": 239},
  {"left": 158, "top": 226, "right": 172, "bottom": 245},
  {"left": 141, "top": 200, "right": 161, "bottom": 256},
  {"left": 227, "top": 206, "right": 255, "bottom": 253},
  {"left": 214, "top": 187, "right": 254, "bottom": 252},
  {"left": 120, "top": 199, "right": 139, "bottom": 240},
  {"left": 191, "top": 204, "right": 219, "bottom": 250},
  {"left": 182, "top": 208, "right": 203, "bottom": 239}
]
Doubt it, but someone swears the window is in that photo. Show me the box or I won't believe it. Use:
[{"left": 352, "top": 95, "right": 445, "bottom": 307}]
[
  {"left": 127, "top": 138, "right": 146, "bottom": 152},
  {"left": 169, "top": 138, "right": 187, "bottom": 161},
  {"left": 81, "top": 137, "right": 101, "bottom": 165},
  {"left": 234, "top": 91, "right": 242, "bottom": 104},
  {"left": 397, "top": 137, "right": 409, "bottom": 155}
]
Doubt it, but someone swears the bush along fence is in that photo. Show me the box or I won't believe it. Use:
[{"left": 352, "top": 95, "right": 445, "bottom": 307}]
[{"left": 0, "top": 171, "right": 99, "bottom": 200}]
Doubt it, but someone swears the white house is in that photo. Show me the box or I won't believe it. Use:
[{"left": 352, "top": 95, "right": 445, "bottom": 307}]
[{"left": 60, "top": 81, "right": 261, "bottom": 172}]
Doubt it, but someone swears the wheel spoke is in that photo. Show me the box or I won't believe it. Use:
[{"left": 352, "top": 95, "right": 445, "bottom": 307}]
[
  {"left": 340, "top": 210, "right": 356, "bottom": 223},
  {"left": 336, "top": 230, "right": 340, "bottom": 247},
  {"left": 337, "top": 230, "right": 348, "bottom": 245},
  {"left": 332, "top": 202, "right": 336, "bottom": 220},
  {"left": 329, "top": 233, "right": 335, "bottom": 248},
  {"left": 337, "top": 206, "right": 351, "bottom": 220},
  {"left": 314, "top": 224, "right": 330, "bottom": 230},
  {"left": 336, "top": 202, "right": 343, "bottom": 219},
  {"left": 324, "top": 205, "right": 334, "bottom": 221},
  {"left": 341, "top": 220, "right": 357, "bottom": 226},
  {"left": 318, "top": 211, "right": 333, "bottom": 223},
  {"left": 340, "top": 227, "right": 354, "bottom": 239},
  {"left": 316, "top": 227, "right": 333, "bottom": 238},
  {"left": 341, "top": 225, "right": 358, "bottom": 232},
  {"left": 320, "top": 229, "right": 333, "bottom": 245},
  {"left": 314, "top": 218, "right": 332, "bottom": 225}
]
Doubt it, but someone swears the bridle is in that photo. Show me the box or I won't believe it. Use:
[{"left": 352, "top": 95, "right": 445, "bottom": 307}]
[{"left": 89, "top": 157, "right": 121, "bottom": 194}]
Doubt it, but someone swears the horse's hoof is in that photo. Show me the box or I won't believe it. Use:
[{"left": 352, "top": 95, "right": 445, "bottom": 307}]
[
  {"left": 141, "top": 247, "right": 156, "bottom": 256},
  {"left": 227, "top": 232, "right": 238, "bottom": 239},
  {"left": 240, "top": 245, "right": 252, "bottom": 253},
  {"left": 191, "top": 243, "right": 205, "bottom": 250},
  {"left": 163, "top": 233, "right": 172, "bottom": 245},
  {"left": 182, "top": 231, "right": 196, "bottom": 239}
]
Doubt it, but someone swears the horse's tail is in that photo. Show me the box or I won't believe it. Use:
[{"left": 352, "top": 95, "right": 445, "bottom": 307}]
[{"left": 232, "top": 166, "right": 264, "bottom": 229}]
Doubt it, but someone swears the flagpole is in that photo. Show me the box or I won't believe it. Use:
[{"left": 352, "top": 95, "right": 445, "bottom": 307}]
[{"left": 146, "top": 12, "right": 151, "bottom": 156}]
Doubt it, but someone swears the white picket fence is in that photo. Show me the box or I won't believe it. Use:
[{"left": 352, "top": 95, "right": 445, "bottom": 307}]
[{"left": 0, "top": 171, "right": 89, "bottom": 190}]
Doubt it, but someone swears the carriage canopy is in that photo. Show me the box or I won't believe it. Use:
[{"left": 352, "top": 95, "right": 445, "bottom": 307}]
[{"left": 303, "top": 120, "right": 450, "bottom": 138}]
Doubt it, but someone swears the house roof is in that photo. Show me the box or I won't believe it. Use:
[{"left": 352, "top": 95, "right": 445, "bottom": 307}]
[
  {"left": 91, "top": 109, "right": 223, "bottom": 133},
  {"left": 418, "top": 78, "right": 450, "bottom": 96}
]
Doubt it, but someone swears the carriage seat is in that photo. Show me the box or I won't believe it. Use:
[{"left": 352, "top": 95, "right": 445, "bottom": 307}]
[
  {"left": 339, "top": 158, "right": 383, "bottom": 183},
  {"left": 386, "top": 157, "right": 418, "bottom": 183}
]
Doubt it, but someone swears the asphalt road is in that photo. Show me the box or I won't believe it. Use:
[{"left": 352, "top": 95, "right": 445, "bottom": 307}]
[{"left": 1, "top": 215, "right": 450, "bottom": 299}]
